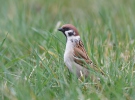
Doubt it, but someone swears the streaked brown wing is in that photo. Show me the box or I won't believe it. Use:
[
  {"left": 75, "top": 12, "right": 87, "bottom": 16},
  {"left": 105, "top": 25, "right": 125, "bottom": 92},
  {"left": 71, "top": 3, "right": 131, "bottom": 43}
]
[
  {"left": 73, "top": 40, "right": 93, "bottom": 66},
  {"left": 73, "top": 40, "right": 105, "bottom": 75},
  {"left": 73, "top": 46, "right": 93, "bottom": 68}
]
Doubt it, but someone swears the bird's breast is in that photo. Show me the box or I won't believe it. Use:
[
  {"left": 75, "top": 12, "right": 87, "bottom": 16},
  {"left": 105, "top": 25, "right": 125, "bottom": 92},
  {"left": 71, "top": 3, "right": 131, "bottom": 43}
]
[
  {"left": 64, "top": 40, "right": 75, "bottom": 72},
  {"left": 64, "top": 49, "right": 74, "bottom": 71}
]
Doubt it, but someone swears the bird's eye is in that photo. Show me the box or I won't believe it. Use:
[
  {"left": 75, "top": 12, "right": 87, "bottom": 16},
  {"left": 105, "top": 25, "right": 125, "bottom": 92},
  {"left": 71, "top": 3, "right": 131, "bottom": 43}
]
[
  {"left": 68, "top": 32, "right": 74, "bottom": 36},
  {"left": 64, "top": 28, "right": 69, "bottom": 31}
]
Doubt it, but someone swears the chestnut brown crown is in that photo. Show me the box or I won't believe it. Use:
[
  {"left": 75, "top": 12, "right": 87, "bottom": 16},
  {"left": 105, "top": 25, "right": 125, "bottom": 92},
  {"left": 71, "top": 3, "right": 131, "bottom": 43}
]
[{"left": 58, "top": 24, "right": 79, "bottom": 36}]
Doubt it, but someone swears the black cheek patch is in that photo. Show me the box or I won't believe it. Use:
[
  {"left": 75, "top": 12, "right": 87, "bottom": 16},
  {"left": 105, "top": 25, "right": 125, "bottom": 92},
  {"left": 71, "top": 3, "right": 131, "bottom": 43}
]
[{"left": 68, "top": 32, "right": 74, "bottom": 36}]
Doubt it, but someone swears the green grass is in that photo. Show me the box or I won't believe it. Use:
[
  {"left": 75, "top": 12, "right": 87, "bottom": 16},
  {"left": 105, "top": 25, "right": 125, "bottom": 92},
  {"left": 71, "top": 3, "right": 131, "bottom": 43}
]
[{"left": 0, "top": 0, "right": 135, "bottom": 99}]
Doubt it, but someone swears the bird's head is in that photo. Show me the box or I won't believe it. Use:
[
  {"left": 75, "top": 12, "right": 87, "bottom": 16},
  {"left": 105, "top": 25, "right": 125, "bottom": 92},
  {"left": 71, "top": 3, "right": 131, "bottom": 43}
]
[{"left": 58, "top": 24, "right": 79, "bottom": 38}]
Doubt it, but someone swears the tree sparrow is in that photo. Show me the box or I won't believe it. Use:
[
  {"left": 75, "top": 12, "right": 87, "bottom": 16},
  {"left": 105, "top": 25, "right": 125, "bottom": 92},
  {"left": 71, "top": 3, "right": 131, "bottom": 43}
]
[{"left": 58, "top": 24, "right": 104, "bottom": 78}]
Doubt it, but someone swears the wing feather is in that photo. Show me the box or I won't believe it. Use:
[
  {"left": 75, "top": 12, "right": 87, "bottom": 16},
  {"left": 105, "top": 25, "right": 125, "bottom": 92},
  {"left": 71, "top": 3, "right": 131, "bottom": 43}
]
[{"left": 73, "top": 40, "right": 105, "bottom": 75}]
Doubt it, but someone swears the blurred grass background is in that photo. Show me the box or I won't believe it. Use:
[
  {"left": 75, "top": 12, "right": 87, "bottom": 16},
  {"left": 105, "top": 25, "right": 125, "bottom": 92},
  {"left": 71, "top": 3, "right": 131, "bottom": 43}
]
[{"left": 0, "top": 0, "right": 135, "bottom": 99}]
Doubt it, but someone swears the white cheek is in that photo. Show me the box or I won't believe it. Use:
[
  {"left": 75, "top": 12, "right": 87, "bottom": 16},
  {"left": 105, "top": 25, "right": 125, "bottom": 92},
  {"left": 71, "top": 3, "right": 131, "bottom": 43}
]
[{"left": 65, "top": 30, "right": 74, "bottom": 37}]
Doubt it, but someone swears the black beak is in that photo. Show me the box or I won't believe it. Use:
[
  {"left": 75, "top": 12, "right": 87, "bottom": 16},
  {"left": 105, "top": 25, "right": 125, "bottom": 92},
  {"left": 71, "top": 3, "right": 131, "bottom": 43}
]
[{"left": 58, "top": 28, "right": 64, "bottom": 32}]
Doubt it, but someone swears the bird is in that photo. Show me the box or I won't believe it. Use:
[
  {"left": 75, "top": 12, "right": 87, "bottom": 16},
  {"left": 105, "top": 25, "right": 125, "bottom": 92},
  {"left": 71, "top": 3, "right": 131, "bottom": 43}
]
[{"left": 58, "top": 24, "right": 105, "bottom": 78}]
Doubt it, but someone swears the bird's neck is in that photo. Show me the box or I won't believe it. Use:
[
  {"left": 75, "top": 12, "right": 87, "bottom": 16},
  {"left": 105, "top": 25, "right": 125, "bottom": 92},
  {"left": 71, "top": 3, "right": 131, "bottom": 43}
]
[
  {"left": 65, "top": 36, "right": 80, "bottom": 51},
  {"left": 66, "top": 36, "right": 80, "bottom": 42}
]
